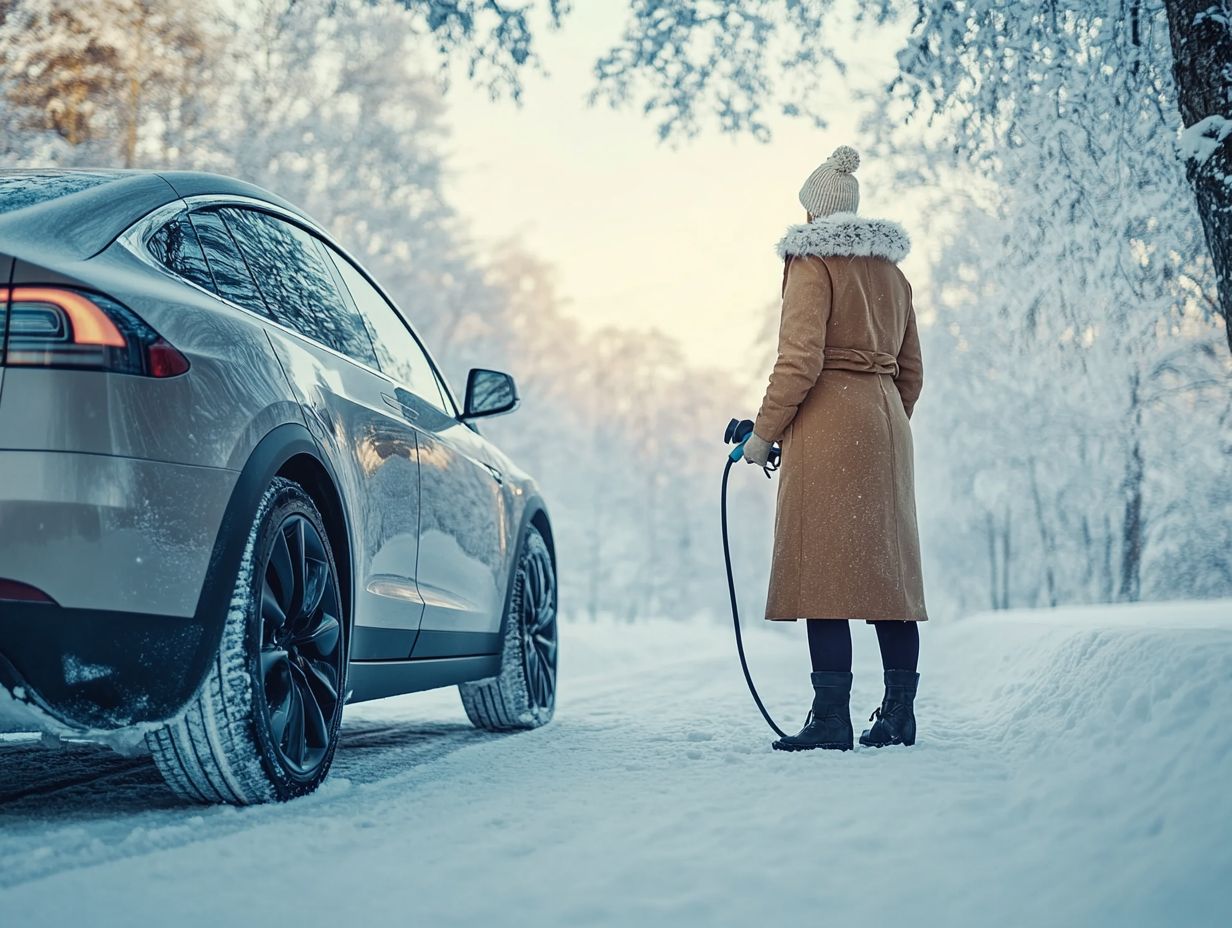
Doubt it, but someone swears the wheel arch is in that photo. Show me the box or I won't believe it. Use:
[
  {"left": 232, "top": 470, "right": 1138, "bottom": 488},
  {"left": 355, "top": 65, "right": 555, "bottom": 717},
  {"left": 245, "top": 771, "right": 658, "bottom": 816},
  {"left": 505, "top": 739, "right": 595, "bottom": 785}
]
[
  {"left": 457, "top": 496, "right": 558, "bottom": 731},
  {"left": 274, "top": 451, "right": 353, "bottom": 655},
  {"left": 183, "top": 424, "right": 353, "bottom": 712},
  {"left": 495, "top": 496, "right": 556, "bottom": 642},
  {"left": 528, "top": 505, "right": 556, "bottom": 578}
]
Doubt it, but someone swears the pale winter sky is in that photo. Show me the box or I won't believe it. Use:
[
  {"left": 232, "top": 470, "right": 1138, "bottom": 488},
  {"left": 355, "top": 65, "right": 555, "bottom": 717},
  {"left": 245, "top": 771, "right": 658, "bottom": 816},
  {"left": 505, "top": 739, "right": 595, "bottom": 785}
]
[{"left": 443, "top": 4, "right": 924, "bottom": 384}]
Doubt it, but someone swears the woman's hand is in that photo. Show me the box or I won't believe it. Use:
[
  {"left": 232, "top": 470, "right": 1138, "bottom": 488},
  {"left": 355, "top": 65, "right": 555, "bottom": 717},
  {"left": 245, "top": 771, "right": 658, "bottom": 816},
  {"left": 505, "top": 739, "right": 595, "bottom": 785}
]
[{"left": 743, "top": 432, "right": 773, "bottom": 467}]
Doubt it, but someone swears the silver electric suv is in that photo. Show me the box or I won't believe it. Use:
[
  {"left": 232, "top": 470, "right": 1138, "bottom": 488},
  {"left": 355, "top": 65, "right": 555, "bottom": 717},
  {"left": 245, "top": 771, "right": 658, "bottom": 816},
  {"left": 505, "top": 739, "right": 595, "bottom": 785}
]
[{"left": 0, "top": 170, "right": 558, "bottom": 803}]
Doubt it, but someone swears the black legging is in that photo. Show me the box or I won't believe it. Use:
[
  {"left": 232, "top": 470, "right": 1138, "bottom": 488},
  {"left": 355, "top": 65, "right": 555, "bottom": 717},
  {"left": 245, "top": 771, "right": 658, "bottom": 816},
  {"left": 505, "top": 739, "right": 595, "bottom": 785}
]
[{"left": 807, "top": 620, "right": 919, "bottom": 673}]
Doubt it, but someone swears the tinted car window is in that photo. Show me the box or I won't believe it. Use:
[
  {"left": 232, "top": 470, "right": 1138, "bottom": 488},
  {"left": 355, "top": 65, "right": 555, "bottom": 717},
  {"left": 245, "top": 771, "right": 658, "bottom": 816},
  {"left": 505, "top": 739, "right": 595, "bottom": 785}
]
[
  {"left": 0, "top": 171, "right": 117, "bottom": 216},
  {"left": 325, "top": 249, "right": 446, "bottom": 410},
  {"left": 221, "top": 209, "right": 377, "bottom": 368},
  {"left": 189, "top": 209, "right": 267, "bottom": 314},
  {"left": 146, "top": 215, "right": 214, "bottom": 291}
]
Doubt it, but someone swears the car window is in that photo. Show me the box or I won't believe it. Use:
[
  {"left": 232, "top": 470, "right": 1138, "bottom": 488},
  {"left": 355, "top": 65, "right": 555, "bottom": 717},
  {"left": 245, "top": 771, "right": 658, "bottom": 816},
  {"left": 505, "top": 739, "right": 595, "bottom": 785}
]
[
  {"left": 146, "top": 214, "right": 214, "bottom": 292},
  {"left": 325, "top": 248, "right": 448, "bottom": 411},
  {"left": 188, "top": 209, "right": 267, "bottom": 314},
  {"left": 219, "top": 209, "right": 377, "bottom": 368},
  {"left": 430, "top": 368, "right": 457, "bottom": 416}
]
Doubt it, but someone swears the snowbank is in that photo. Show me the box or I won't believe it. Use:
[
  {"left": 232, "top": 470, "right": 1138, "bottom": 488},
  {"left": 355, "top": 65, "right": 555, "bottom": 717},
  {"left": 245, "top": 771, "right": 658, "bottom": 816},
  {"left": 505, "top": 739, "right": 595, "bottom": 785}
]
[{"left": 0, "top": 601, "right": 1228, "bottom": 927}]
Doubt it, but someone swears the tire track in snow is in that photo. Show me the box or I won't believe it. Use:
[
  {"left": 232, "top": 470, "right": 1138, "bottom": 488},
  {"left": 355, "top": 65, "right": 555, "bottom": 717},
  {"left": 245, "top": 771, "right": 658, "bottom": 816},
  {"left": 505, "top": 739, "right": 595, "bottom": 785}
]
[
  {"left": 0, "top": 743, "right": 157, "bottom": 807},
  {"left": 0, "top": 635, "right": 722, "bottom": 890},
  {"left": 0, "top": 720, "right": 500, "bottom": 888}
]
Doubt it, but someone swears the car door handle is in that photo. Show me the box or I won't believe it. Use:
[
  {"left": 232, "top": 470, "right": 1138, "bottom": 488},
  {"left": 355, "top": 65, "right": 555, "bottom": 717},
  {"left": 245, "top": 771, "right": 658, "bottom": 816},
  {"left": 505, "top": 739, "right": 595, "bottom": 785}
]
[
  {"left": 484, "top": 463, "right": 504, "bottom": 485},
  {"left": 382, "top": 392, "right": 419, "bottom": 420}
]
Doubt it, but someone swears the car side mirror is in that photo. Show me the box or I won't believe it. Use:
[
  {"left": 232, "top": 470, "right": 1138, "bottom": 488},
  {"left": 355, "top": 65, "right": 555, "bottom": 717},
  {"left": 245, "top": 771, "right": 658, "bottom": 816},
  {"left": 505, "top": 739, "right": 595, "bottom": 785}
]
[{"left": 462, "top": 368, "right": 520, "bottom": 420}]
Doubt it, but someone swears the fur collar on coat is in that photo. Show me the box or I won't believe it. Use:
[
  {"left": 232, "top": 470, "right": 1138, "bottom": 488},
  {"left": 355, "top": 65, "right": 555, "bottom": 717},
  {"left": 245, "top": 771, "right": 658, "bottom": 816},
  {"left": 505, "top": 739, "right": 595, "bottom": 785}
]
[{"left": 776, "top": 213, "right": 911, "bottom": 264}]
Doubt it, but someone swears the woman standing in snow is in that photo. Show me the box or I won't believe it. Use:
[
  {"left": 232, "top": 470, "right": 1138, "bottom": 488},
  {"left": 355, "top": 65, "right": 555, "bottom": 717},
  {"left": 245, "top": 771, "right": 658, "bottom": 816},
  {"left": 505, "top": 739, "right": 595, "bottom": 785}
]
[{"left": 742, "top": 145, "right": 927, "bottom": 752}]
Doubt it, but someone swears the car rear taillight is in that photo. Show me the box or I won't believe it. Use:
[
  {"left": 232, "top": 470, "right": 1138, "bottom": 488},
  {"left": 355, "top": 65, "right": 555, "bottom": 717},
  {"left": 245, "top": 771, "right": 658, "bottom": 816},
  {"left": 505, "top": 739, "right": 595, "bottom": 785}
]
[
  {"left": 0, "top": 579, "right": 57, "bottom": 604},
  {"left": 0, "top": 286, "right": 189, "bottom": 377}
]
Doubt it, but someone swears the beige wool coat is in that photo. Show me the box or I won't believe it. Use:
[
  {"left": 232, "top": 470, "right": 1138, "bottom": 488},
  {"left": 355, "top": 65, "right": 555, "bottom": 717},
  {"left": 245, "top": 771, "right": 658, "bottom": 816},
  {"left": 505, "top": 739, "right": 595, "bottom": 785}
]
[{"left": 754, "top": 213, "right": 927, "bottom": 622}]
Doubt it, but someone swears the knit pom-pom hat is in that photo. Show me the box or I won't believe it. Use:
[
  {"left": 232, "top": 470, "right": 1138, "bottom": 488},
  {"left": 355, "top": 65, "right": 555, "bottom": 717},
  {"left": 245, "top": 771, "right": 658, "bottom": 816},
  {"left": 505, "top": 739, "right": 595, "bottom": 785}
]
[{"left": 798, "top": 145, "right": 860, "bottom": 217}]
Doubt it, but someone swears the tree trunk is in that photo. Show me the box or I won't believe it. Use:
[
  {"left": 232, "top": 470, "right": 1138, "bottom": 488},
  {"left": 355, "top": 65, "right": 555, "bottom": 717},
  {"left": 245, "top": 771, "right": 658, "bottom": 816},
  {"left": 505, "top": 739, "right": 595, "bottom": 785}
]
[
  {"left": 1165, "top": 0, "right": 1232, "bottom": 351},
  {"left": 985, "top": 511, "right": 999, "bottom": 610},
  {"left": 1101, "top": 514, "right": 1115, "bottom": 602},
  {"left": 1118, "top": 438, "right": 1143, "bottom": 596},
  {"left": 1027, "top": 457, "right": 1058, "bottom": 607},
  {"left": 1119, "top": 438, "right": 1144, "bottom": 602},
  {"left": 1119, "top": 377, "right": 1145, "bottom": 602},
  {"left": 1001, "top": 507, "right": 1012, "bottom": 609}
]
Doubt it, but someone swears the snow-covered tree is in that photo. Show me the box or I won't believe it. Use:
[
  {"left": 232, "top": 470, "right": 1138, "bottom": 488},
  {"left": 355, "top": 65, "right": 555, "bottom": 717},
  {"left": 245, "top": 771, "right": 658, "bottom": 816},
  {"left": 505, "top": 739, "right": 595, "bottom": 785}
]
[
  {"left": 910, "top": 110, "right": 1232, "bottom": 616},
  {"left": 869, "top": 0, "right": 1232, "bottom": 614},
  {"left": 1165, "top": 0, "right": 1232, "bottom": 351},
  {"left": 878, "top": 1, "right": 1232, "bottom": 353},
  {"left": 386, "top": 0, "right": 570, "bottom": 100},
  {"left": 0, "top": 0, "right": 218, "bottom": 166},
  {"left": 464, "top": 248, "right": 773, "bottom": 623},
  {"left": 590, "top": 0, "right": 849, "bottom": 142}
]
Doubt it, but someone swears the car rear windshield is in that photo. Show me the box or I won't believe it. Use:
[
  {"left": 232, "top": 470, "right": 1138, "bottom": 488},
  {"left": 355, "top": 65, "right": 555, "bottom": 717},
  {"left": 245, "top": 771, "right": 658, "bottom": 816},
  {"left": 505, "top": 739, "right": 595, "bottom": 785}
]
[{"left": 0, "top": 172, "right": 118, "bottom": 216}]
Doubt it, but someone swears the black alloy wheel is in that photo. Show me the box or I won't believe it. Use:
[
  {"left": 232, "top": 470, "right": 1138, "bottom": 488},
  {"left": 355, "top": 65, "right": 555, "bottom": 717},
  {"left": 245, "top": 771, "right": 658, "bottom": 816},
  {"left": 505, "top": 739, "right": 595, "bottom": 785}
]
[
  {"left": 459, "top": 526, "right": 558, "bottom": 731},
  {"left": 520, "top": 541, "right": 558, "bottom": 714},
  {"left": 148, "top": 478, "right": 347, "bottom": 804},
  {"left": 258, "top": 513, "right": 344, "bottom": 777}
]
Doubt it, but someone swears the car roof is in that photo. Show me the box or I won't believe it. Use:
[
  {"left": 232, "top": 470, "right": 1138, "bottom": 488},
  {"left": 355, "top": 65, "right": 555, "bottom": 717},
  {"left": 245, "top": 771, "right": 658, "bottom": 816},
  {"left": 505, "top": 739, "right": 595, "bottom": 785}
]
[
  {"left": 0, "top": 169, "right": 309, "bottom": 261},
  {"left": 156, "top": 171, "right": 304, "bottom": 216}
]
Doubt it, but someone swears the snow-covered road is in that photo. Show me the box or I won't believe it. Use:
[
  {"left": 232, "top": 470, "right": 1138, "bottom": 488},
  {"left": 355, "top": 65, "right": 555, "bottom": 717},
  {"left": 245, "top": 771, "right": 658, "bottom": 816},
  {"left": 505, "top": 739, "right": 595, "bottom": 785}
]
[{"left": 2, "top": 601, "right": 1230, "bottom": 927}]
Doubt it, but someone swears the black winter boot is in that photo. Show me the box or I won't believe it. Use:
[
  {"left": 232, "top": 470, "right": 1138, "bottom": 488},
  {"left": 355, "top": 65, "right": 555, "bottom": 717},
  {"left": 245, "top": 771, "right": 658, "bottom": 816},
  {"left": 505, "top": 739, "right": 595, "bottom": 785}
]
[
  {"left": 772, "top": 671, "right": 853, "bottom": 752},
  {"left": 860, "top": 670, "right": 919, "bottom": 747}
]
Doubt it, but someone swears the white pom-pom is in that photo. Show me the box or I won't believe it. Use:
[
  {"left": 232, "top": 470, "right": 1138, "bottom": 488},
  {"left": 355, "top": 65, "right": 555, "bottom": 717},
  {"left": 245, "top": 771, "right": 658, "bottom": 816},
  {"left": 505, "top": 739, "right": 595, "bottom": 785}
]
[{"left": 828, "top": 145, "right": 860, "bottom": 174}]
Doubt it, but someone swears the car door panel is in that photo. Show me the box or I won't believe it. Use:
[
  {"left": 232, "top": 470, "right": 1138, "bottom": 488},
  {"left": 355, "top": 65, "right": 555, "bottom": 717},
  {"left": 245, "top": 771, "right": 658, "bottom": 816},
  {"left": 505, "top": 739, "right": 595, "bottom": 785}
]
[
  {"left": 262, "top": 330, "right": 424, "bottom": 659},
  {"left": 323, "top": 248, "right": 510, "bottom": 648},
  {"left": 405, "top": 398, "right": 509, "bottom": 640},
  {"left": 206, "top": 207, "right": 426, "bottom": 660}
]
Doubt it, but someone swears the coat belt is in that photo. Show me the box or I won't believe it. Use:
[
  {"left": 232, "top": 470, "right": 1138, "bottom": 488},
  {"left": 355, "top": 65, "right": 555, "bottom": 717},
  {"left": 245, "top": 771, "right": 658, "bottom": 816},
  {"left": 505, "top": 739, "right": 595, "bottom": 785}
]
[{"left": 822, "top": 346, "right": 899, "bottom": 376}]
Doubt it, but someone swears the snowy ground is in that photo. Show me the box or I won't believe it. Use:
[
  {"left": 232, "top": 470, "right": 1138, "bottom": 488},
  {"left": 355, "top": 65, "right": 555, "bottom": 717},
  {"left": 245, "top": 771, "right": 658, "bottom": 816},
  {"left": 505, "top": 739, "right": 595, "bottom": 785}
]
[{"left": 2, "top": 600, "right": 1230, "bottom": 927}]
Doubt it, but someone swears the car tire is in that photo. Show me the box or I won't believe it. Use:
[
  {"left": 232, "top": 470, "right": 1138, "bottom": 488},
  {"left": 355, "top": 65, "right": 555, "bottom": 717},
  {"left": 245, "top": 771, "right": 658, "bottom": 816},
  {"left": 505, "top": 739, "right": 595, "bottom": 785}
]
[
  {"left": 148, "top": 477, "right": 347, "bottom": 804},
  {"left": 459, "top": 526, "right": 558, "bottom": 731}
]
